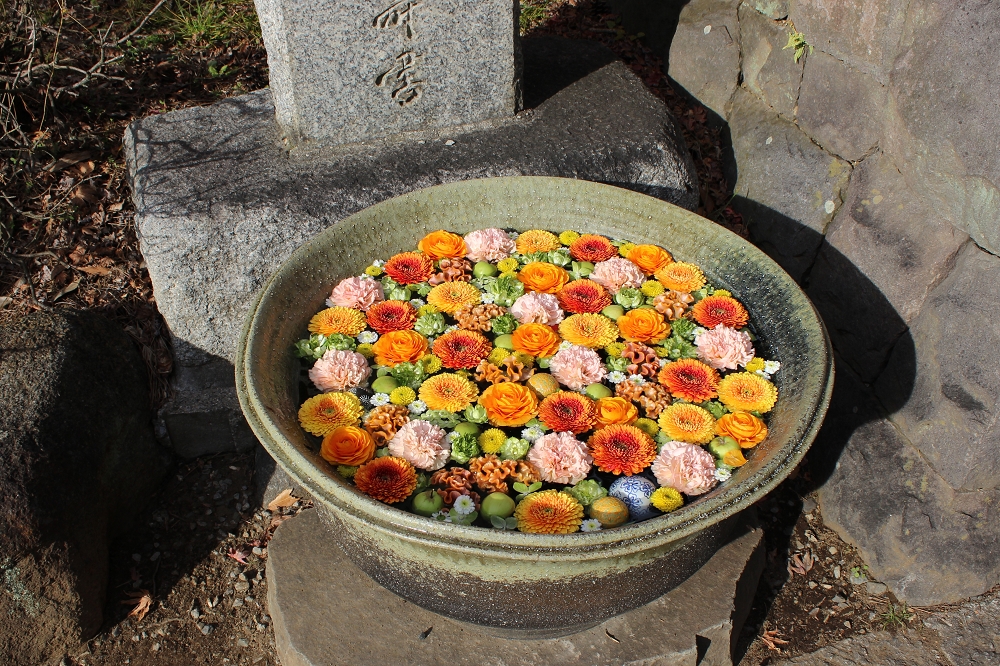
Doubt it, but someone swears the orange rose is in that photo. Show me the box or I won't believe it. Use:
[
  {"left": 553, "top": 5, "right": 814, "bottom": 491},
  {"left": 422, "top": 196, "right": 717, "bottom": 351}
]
[
  {"left": 594, "top": 397, "right": 638, "bottom": 429},
  {"left": 517, "top": 262, "right": 570, "bottom": 294},
  {"left": 511, "top": 323, "right": 561, "bottom": 358},
  {"left": 716, "top": 411, "right": 768, "bottom": 448},
  {"left": 417, "top": 230, "right": 468, "bottom": 260},
  {"left": 372, "top": 330, "right": 428, "bottom": 367},
  {"left": 616, "top": 308, "right": 670, "bottom": 343},
  {"left": 722, "top": 448, "right": 748, "bottom": 467},
  {"left": 627, "top": 244, "right": 673, "bottom": 274},
  {"left": 479, "top": 382, "right": 539, "bottom": 427},
  {"left": 321, "top": 425, "right": 376, "bottom": 466}
]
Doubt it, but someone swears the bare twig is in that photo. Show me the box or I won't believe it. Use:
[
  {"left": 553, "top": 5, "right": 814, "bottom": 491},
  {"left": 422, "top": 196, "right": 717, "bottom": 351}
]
[{"left": 116, "top": 0, "right": 170, "bottom": 45}]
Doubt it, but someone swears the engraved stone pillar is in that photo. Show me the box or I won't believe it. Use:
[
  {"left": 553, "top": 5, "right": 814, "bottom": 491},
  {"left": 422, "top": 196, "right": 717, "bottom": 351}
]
[{"left": 254, "top": 0, "right": 523, "bottom": 147}]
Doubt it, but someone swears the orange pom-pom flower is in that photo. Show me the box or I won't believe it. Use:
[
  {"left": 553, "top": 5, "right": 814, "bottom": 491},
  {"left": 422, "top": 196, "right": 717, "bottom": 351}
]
[
  {"left": 433, "top": 329, "right": 493, "bottom": 369},
  {"left": 569, "top": 234, "right": 617, "bottom": 262},
  {"left": 716, "top": 372, "right": 778, "bottom": 413},
  {"left": 479, "top": 382, "right": 539, "bottom": 426},
  {"left": 587, "top": 424, "right": 657, "bottom": 475},
  {"left": 384, "top": 251, "right": 433, "bottom": 285},
  {"left": 372, "top": 330, "right": 429, "bottom": 367},
  {"left": 538, "top": 391, "right": 597, "bottom": 434},
  {"left": 515, "top": 230, "right": 561, "bottom": 255},
  {"left": 418, "top": 373, "right": 480, "bottom": 412},
  {"left": 558, "top": 314, "right": 619, "bottom": 348},
  {"left": 657, "top": 403, "right": 717, "bottom": 444},
  {"left": 655, "top": 262, "right": 706, "bottom": 293},
  {"left": 658, "top": 359, "right": 720, "bottom": 402},
  {"left": 511, "top": 323, "right": 561, "bottom": 358},
  {"left": 627, "top": 244, "right": 673, "bottom": 274},
  {"left": 691, "top": 294, "right": 749, "bottom": 329},
  {"left": 366, "top": 300, "right": 417, "bottom": 333},
  {"left": 308, "top": 307, "right": 367, "bottom": 336},
  {"left": 418, "top": 230, "right": 467, "bottom": 260},
  {"left": 517, "top": 262, "right": 570, "bottom": 294},
  {"left": 354, "top": 456, "right": 418, "bottom": 504},
  {"left": 558, "top": 279, "right": 612, "bottom": 314},
  {"left": 616, "top": 308, "right": 670, "bottom": 344},
  {"left": 514, "top": 490, "right": 584, "bottom": 534}
]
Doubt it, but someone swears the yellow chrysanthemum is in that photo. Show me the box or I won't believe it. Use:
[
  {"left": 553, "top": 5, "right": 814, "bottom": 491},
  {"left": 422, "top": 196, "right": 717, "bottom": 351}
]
[
  {"left": 418, "top": 373, "right": 479, "bottom": 412},
  {"left": 487, "top": 347, "right": 511, "bottom": 365},
  {"left": 618, "top": 242, "right": 636, "bottom": 257},
  {"left": 559, "top": 314, "right": 619, "bottom": 348},
  {"left": 657, "top": 403, "right": 717, "bottom": 444},
  {"left": 479, "top": 428, "right": 507, "bottom": 454},
  {"left": 427, "top": 281, "right": 481, "bottom": 314},
  {"left": 389, "top": 386, "right": 416, "bottom": 406},
  {"left": 650, "top": 487, "right": 684, "bottom": 513},
  {"left": 558, "top": 230, "right": 581, "bottom": 245},
  {"left": 634, "top": 417, "right": 659, "bottom": 437},
  {"left": 653, "top": 346, "right": 671, "bottom": 358},
  {"left": 641, "top": 280, "right": 665, "bottom": 297},
  {"left": 356, "top": 343, "right": 374, "bottom": 359},
  {"left": 364, "top": 265, "right": 383, "bottom": 277},
  {"left": 514, "top": 490, "right": 583, "bottom": 534},
  {"left": 497, "top": 257, "right": 519, "bottom": 274},
  {"left": 655, "top": 262, "right": 706, "bottom": 293},
  {"left": 716, "top": 373, "right": 778, "bottom": 413},
  {"left": 713, "top": 289, "right": 732, "bottom": 297},
  {"left": 298, "top": 392, "right": 363, "bottom": 436},
  {"left": 604, "top": 341, "right": 626, "bottom": 358},
  {"left": 744, "top": 357, "right": 766, "bottom": 373},
  {"left": 418, "top": 304, "right": 440, "bottom": 316},
  {"left": 308, "top": 307, "right": 367, "bottom": 336},
  {"left": 421, "top": 353, "right": 443, "bottom": 374},
  {"left": 515, "top": 230, "right": 561, "bottom": 255}
]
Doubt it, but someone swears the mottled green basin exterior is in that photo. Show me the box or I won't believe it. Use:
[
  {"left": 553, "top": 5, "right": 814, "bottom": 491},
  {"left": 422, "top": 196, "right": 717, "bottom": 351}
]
[{"left": 237, "top": 177, "right": 833, "bottom": 632}]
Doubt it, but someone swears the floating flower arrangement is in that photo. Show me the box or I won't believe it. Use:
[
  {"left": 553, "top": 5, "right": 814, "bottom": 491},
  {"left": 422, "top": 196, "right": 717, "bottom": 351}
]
[{"left": 295, "top": 229, "right": 780, "bottom": 534}]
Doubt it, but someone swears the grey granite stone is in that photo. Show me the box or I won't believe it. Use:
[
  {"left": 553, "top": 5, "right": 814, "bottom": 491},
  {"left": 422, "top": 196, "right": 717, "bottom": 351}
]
[
  {"left": 778, "top": 629, "right": 947, "bottom": 666},
  {"left": 125, "top": 37, "right": 697, "bottom": 457},
  {"left": 254, "top": 0, "right": 521, "bottom": 147},
  {"left": 746, "top": 0, "right": 787, "bottom": 19},
  {"left": 266, "top": 508, "right": 763, "bottom": 666},
  {"left": 667, "top": 0, "right": 742, "bottom": 118},
  {"left": 924, "top": 591, "right": 1000, "bottom": 665},
  {"left": 738, "top": 2, "right": 803, "bottom": 120}
]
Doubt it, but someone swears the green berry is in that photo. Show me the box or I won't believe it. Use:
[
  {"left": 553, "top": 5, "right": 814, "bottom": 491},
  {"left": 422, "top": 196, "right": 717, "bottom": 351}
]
[
  {"left": 480, "top": 492, "right": 516, "bottom": 520},
  {"left": 601, "top": 305, "right": 625, "bottom": 320},
  {"left": 453, "top": 422, "right": 480, "bottom": 436},
  {"left": 412, "top": 490, "right": 444, "bottom": 517},
  {"left": 585, "top": 383, "right": 613, "bottom": 400},
  {"left": 371, "top": 376, "right": 400, "bottom": 393},
  {"left": 473, "top": 261, "right": 498, "bottom": 278},
  {"left": 494, "top": 334, "right": 515, "bottom": 350}
]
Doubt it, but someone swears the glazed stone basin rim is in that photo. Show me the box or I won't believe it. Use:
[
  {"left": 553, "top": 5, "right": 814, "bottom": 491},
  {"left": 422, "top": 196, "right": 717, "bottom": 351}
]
[{"left": 236, "top": 176, "right": 832, "bottom": 627}]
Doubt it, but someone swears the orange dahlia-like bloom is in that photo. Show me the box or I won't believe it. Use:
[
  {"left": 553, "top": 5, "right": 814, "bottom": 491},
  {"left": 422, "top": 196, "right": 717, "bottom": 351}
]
[
  {"left": 658, "top": 359, "right": 720, "bottom": 402},
  {"left": 433, "top": 329, "right": 492, "bottom": 369},
  {"left": 511, "top": 323, "right": 561, "bottom": 358},
  {"left": 354, "top": 456, "right": 418, "bottom": 504},
  {"left": 569, "top": 234, "right": 617, "bottom": 262},
  {"left": 321, "top": 425, "right": 375, "bottom": 466},
  {"left": 418, "top": 373, "right": 480, "bottom": 412},
  {"left": 418, "top": 230, "right": 468, "bottom": 260},
  {"left": 426, "top": 281, "right": 481, "bottom": 314},
  {"left": 538, "top": 391, "right": 597, "bottom": 434},
  {"left": 716, "top": 372, "right": 778, "bottom": 413},
  {"left": 627, "top": 244, "right": 673, "bottom": 274},
  {"left": 366, "top": 300, "right": 417, "bottom": 333},
  {"left": 655, "top": 262, "right": 706, "bottom": 293},
  {"left": 716, "top": 411, "right": 768, "bottom": 448},
  {"left": 616, "top": 308, "right": 670, "bottom": 344},
  {"left": 657, "top": 403, "right": 717, "bottom": 444},
  {"left": 514, "top": 490, "right": 584, "bottom": 534},
  {"left": 558, "top": 279, "right": 612, "bottom": 314},
  {"left": 479, "top": 382, "right": 539, "bottom": 426},
  {"left": 691, "top": 294, "right": 749, "bottom": 329},
  {"left": 587, "top": 424, "right": 657, "bottom": 476},
  {"left": 308, "top": 307, "right": 367, "bottom": 336},
  {"left": 372, "top": 330, "right": 429, "bottom": 367},
  {"left": 594, "top": 396, "right": 638, "bottom": 429},
  {"left": 515, "top": 229, "right": 561, "bottom": 255},
  {"left": 517, "top": 262, "right": 570, "bottom": 294},
  {"left": 384, "top": 251, "right": 434, "bottom": 285},
  {"left": 558, "top": 314, "right": 619, "bottom": 348},
  {"left": 298, "top": 392, "right": 364, "bottom": 436}
]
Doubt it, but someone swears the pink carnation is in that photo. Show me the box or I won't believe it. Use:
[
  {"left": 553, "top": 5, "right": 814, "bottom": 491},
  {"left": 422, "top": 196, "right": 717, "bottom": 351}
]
[
  {"left": 548, "top": 345, "right": 606, "bottom": 390},
  {"left": 695, "top": 324, "right": 755, "bottom": 371},
  {"left": 464, "top": 228, "right": 516, "bottom": 263},
  {"left": 651, "top": 441, "right": 718, "bottom": 496},
  {"left": 510, "top": 292, "right": 564, "bottom": 325},
  {"left": 388, "top": 419, "right": 450, "bottom": 471},
  {"left": 589, "top": 257, "right": 645, "bottom": 294},
  {"left": 527, "top": 432, "right": 593, "bottom": 484},
  {"left": 327, "top": 276, "right": 384, "bottom": 311},
  {"left": 309, "top": 349, "right": 372, "bottom": 391}
]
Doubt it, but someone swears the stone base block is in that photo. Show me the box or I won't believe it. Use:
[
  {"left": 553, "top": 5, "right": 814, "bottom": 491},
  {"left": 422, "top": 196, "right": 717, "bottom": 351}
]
[{"left": 266, "top": 509, "right": 763, "bottom": 666}]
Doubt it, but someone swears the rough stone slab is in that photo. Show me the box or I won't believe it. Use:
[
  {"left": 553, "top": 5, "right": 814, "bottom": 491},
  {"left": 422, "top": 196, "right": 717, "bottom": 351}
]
[
  {"left": 777, "top": 629, "right": 948, "bottom": 666},
  {"left": 665, "top": 0, "right": 741, "bottom": 119},
  {"left": 266, "top": 508, "right": 763, "bottom": 666},
  {"left": 737, "top": 3, "right": 802, "bottom": 120},
  {"left": 746, "top": 0, "right": 788, "bottom": 19},
  {"left": 125, "top": 37, "right": 698, "bottom": 457},
  {"left": 255, "top": 0, "right": 520, "bottom": 147},
  {"left": 923, "top": 591, "right": 1000, "bottom": 665},
  {"left": 727, "top": 88, "right": 851, "bottom": 281}
]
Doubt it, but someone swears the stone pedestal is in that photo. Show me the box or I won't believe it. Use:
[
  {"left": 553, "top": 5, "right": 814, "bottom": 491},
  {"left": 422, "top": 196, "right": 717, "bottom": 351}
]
[{"left": 265, "top": 509, "right": 763, "bottom": 666}]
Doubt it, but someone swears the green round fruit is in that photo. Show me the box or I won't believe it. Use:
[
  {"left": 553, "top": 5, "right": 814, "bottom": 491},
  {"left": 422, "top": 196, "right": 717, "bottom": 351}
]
[
  {"left": 376, "top": 367, "right": 392, "bottom": 377},
  {"left": 371, "top": 376, "right": 400, "bottom": 393},
  {"left": 585, "top": 383, "right": 613, "bottom": 400},
  {"left": 576, "top": 261, "right": 595, "bottom": 276},
  {"left": 453, "top": 422, "right": 480, "bottom": 436},
  {"left": 473, "top": 261, "right": 498, "bottom": 278},
  {"left": 480, "top": 492, "right": 516, "bottom": 520},
  {"left": 412, "top": 490, "right": 444, "bottom": 517},
  {"left": 601, "top": 305, "right": 625, "bottom": 320},
  {"left": 494, "top": 334, "right": 515, "bottom": 350}
]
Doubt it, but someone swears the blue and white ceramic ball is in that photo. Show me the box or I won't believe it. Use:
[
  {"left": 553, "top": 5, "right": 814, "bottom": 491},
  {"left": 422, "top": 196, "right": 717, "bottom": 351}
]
[{"left": 609, "top": 476, "right": 659, "bottom": 522}]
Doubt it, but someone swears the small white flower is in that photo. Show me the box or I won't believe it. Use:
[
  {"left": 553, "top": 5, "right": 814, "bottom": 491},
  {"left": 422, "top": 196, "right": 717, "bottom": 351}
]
[
  {"left": 521, "top": 425, "right": 545, "bottom": 442},
  {"left": 658, "top": 357, "right": 668, "bottom": 367},
  {"left": 480, "top": 292, "right": 496, "bottom": 304},
  {"left": 628, "top": 374, "right": 646, "bottom": 384},
  {"left": 372, "top": 259, "right": 386, "bottom": 268},
  {"left": 408, "top": 400, "right": 428, "bottom": 414},
  {"left": 357, "top": 331, "right": 379, "bottom": 344},
  {"left": 764, "top": 360, "right": 781, "bottom": 375},
  {"left": 692, "top": 326, "right": 708, "bottom": 338},
  {"left": 580, "top": 519, "right": 603, "bottom": 532},
  {"left": 443, "top": 431, "right": 457, "bottom": 445},
  {"left": 453, "top": 494, "right": 476, "bottom": 515},
  {"left": 431, "top": 510, "right": 452, "bottom": 522},
  {"left": 755, "top": 370, "right": 772, "bottom": 379},
  {"left": 714, "top": 467, "right": 733, "bottom": 483},
  {"left": 409, "top": 298, "right": 425, "bottom": 308},
  {"left": 444, "top": 325, "right": 459, "bottom": 333},
  {"left": 558, "top": 340, "right": 574, "bottom": 352},
  {"left": 607, "top": 371, "right": 628, "bottom": 384},
  {"left": 371, "top": 393, "right": 391, "bottom": 406},
  {"left": 507, "top": 230, "right": 519, "bottom": 240}
]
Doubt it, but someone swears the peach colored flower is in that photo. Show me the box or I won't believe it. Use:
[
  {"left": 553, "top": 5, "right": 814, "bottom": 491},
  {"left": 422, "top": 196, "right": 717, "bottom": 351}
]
[
  {"left": 418, "top": 230, "right": 468, "bottom": 260},
  {"left": 388, "top": 419, "right": 450, "bottom": 471},
  {"left": 327, "top": 276, "right": 384, "bottom": 311},
  {"left": 510, "top": 292, "right": 564, "bottom": 325},
  {"left": 651, "top": 441, "right": 718, "bottom": 496},
  {"left": 548, "top": 344, "right": 606, "bottom": 390},
  {"left": 695, "top": 325, "right": 755, "bottom": 371},
  {"left": 309, "top": 349, "right": 372, "bottom": 391},
  {"left": 589, "top": 257, "right": 645, "bottom": 294},
  {"left": 527, "top": 432, "right": 593, "bottom": 484},
  {"left": 464, "top": 228, "right": 516, "bottom": 262}
]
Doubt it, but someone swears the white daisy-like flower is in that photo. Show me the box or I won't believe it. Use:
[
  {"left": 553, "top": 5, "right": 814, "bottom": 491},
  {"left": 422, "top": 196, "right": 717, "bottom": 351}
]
[
  {"left": 481, "top": 292, "right": 496, "bottom": 304},
  {"left": 558, "top": 340, "right": 574, "bottom": 352},
  {"left": 606, "top": 371, "right": 628, "bottom": 384},
  {"left": 658, "top": 357, "right": 668, "bottom": 367},
  {"left": 507, "top": 230, "right": 519, "bottom": 240},
  {"left": 714, "top": 467, "right": 733, "bottom": 483},
  {"left": 453, "top": 494, "right": 476, "bottom": 515},
  {"left": 521, "top": 425, "right": 545, "bottom": 442},
  {"left": 444, "top": 325, "right": 459, "bottom": 333},
  {"left": 372, "top": 259, "right": 386, "bottom": 268},
  {"left": 431, "top": 510, "right": 452, "bottom": 522},
  {"left": 357, "top": 331, "right": 379, "bottom": 344},
  {"left": 409, "top": 298, "right": 425, "bottom": 309},
  {"left": 692, "top": 326, "right": 708, "bottom": 338},
  {"left": 408, "top": 400, "right": 428, "bottom": 414},
  {"left": 580, "top": 518, "right": 603, "bottom": 532},
  {"left": 628, "top": 374, "right": 646, "bottom": 384},
  {"left": 764, "top": 360, "right": 781, "bottom": 375},
  {"left": 371, "top": 393, "right": 391, "bottom": 406}
]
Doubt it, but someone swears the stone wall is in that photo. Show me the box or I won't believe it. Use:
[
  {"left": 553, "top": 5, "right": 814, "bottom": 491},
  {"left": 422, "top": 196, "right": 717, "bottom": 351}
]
[{"left": 609, "top": 0, "right": 1000, "bottom": 606}]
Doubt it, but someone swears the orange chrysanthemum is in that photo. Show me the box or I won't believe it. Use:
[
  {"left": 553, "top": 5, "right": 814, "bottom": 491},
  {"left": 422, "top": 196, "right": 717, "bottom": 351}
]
[
  {"left": 537, "top": 391, "right": 597, "bottom": 434},
  {"left": 426, "top": 281, "right": 481, "bottom": 314},
  {"left": 418, "top": 373, "right": 480, "bottom": 412},
  {"left": 354, "top": 456, "right": 418, "bottom": 504},
  {"left": 691, "top": 294, "right": 749, "bottom": 329},
  {"left": 627, "top": 244, "right": 673, "bottom": 274},
  {"left": 372, "top": 329, "right": 429, "bottom": 367},
  {"left": 514, "top": 490, "right": 584, "bottom": 534},
  {"left": 558, "top": 279, "right": 612, "bottom": 314},
  {"left": 587, "top": 424, "right": 657, "bottom": 475},
  {"left": 658, "top": 359, "right": 720, "bottom": 402},
  {"left": 418, "top": 230, "right": 468, "bottom": 260},
  {"left": 366, "top": 300, "right": 417, "bottom": 333},
  {"left": 569, "top": 234, "right": 617, "bottom": 262},
  {"left": 511, "top": 323, "right": 561, "bottom": 358},
  {"left": 657, "top": 403, "right": 717, "bottom": 444},
  {"left": 655, "top": 262, "right": 706, "bottom": 293},
  {"left": 517, "top": 262, "right": 570, "bottom": 294},
  {"left": 558, "top": 314, "right": 619, "bottom": 348},
  {"left": 298, "top": 392, "right": 364, "bottom": 436},
  {"left": 515, "top": 229, "right": 561, "bottom": 255},
  {"left": 716, "top": 373, "right": 778, "bottom": 413},
  {"left": 433, "top": 329, "right": 493, "bottom": 369},
  {"left": 384, "top": 251, "right": 434, "bottom": 285},
  {"left": 308, "top": 307, "right": 367, "bottom": 336},
  {"left": 616, "top": 308, "right": 670, "bottom": 344}
]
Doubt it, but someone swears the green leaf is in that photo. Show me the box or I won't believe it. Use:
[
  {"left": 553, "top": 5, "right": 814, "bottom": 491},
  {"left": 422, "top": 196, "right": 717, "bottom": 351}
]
[
  {"left": 512, "top": 482, "right": 529, "bottom": 494},
  {"left": 528, "top": 481, "right": 542, "bottom": 492},
  {"left": 505, "top": 517, "right": 518, "bottom": 529},
  {"left": 491, "top": 515, "right": 506, "bottom": 528}
]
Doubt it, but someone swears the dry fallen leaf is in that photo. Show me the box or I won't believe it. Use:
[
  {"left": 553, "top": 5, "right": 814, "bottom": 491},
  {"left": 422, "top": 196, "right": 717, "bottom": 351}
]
[
  {"left": 51, "top": 278, "right": 80, "bottom": 301},
  {"left": 787, "top": 550, "right": 815, "bottom": 577},
  {"left": 227, "top": 546, "right": 250, "bottom": 564},
  {"left": 44, "top": 151, "right": 92, "bottom": 173},
  {"left": 78, "top": 265, "right": 111, "bottom": 276},
  {"left": 122, "top": 589, "right": 153, "bottom": 622},
  {"left": 761, "top": 629, "right": 788, "bottom": 651},
  {"left": 267, "top": 488, "right": 299, "bottom": 512}
]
